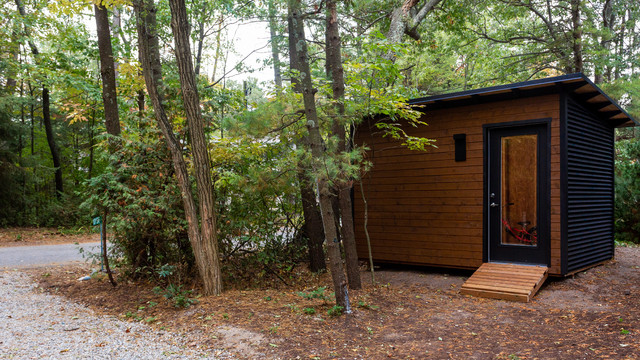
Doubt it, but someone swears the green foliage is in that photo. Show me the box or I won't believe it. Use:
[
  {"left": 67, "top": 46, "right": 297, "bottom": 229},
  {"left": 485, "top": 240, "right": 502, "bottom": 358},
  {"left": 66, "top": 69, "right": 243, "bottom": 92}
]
[
  {"left": 152, "top": 284, "right": 198, "bottom": 308},
  {"left": 210, "top": 134, "right": 307, "bottom": 283},
  {"left": 357, "top": 300, "right": 379, "bottom": 310},
  {"left": 302, "top": 307, "right": 316, "bottom": 315},
  {"left": 340, "top": 32, "right": 437, "bottom": 151},
  {"left": 327, "top": 305, "right": 344, "bottom": 317},
  {"left": 297, "top": 286, "right": 329, "bottom": 301},
  {"left": 615, "top": 137, "right": 640, "bottom": 243},
  {"left": 81, "top": 118, "right": 193, "bottom": 274}
]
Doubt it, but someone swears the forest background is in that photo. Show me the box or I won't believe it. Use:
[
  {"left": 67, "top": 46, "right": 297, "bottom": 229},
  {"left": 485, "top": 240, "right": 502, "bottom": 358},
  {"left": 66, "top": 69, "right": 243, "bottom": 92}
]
[{"left": 1, "top": 0, "right": 639, "bottom": 306}]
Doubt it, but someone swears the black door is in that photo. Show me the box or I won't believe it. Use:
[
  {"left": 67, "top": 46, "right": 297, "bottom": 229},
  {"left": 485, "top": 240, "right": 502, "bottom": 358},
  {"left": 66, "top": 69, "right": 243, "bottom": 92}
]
[{"left": 487, "top": 123, "right": 549, "bottom": 265}]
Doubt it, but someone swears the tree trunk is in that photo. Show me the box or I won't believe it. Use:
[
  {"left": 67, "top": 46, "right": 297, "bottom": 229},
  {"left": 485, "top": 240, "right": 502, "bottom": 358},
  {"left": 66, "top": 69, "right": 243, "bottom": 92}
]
[
  {"left": 268, "top": 0, "right": 283, "bottom": 89},
  {"left": 194, "top": 6, "right": 206, "bottom": 77},
  {"left": 595, "top": 0, "right": 613, "bottom": 84},
  {"left": 135, "top": 0, "right": 221, "bottom": 295},
  {"left": 88, "top": 107, "right": 95, "bottom": 178},
  {"left": 384, "top": 0, "right": 443, "bottom": 61},
  {"left": 298, "top": 166, "right": 326, "bottom": 272},
  {"left": 137, "top": 43, "right": 145, "bottom": 116},
  {"left": 101, "top": 213, "right": 117, "bottom": 287},
  {"left": 286, "top": 1, "right": 326, "bottom": 274},
  {"left": 326, "top": 0, "right": 361, "bottom": 290},
  {"left": 4, "top": 30, "right": 19, "bottom": 95},
  {"left": 29, "top": 83, "right": 34, "bottom": 156},
  {"left": 169, "top": 0, "right": 222, "bottom": 295},
  {"left": 95, "top": 3, "right": 122, "bottom": 139},
  {"left": 570, "top": 0, "right": 583, "bottom": 73},
  {"left": 42, "top": 86, "right": 63, "bottom": 198},
  {"left": 288, "top": 0, "right": 349, "bottom": 310}
]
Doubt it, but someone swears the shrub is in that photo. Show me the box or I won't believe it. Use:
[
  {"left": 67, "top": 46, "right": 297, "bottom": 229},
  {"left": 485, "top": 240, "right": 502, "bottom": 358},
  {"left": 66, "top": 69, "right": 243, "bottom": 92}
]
[
  {"left": 615, "top": 138, "right": 640, "bottom": 243},
  {"left": 82, "top": 121, "right": 193, "bottom": 276}
]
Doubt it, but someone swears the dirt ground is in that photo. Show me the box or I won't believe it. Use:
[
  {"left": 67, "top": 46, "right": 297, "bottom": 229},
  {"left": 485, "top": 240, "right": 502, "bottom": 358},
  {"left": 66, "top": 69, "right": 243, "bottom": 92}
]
[
  {"left": 26, "top": 245, "right": 640, "bottom": 359},
  {"left": 0, "top": 228, "right": 99, "bottom": 247}
]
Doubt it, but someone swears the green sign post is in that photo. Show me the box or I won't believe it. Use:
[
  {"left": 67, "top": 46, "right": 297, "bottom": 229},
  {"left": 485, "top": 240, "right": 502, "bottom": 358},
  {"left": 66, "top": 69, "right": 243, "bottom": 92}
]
[{"left": 92, "top": 216, "right": 103, "bottom": 271}]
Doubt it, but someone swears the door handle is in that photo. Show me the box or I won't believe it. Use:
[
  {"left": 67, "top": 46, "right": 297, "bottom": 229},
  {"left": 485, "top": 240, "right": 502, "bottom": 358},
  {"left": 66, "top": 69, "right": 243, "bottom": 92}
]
[{"left": 490, "top": 202, "right": 499, "bottom": 208}]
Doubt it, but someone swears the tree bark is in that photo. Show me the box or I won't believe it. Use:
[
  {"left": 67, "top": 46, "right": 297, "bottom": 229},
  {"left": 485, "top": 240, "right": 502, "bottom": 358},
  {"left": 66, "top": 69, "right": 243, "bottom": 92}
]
[
  {"left": 326, "top": 0, "right": 361, "bottom": 290},
  {"left": 101, "top": 213, "right": 117, "bottom": 287},
  {"left": 298, "top": 167, "right": 326, "bottom": 272},
  {"left": 595, "top": 0, "right": 613, "bottom": 84},
  {"left": 570, "top": 0, "right": 583, "bottom": 73},
  {"left": 88, "top": 107, "right": 95, "bottom": 178},
  {"left": 288, "top": 0, "right": 349, "bottom": 310},
  {"left": 384, "top": 0, "right": 443, "bottom": 60},
  {"left": 94, "top": 2, "right": 122, "bottom": 140},
  {"left": 42, "top": 86, "right": 63, "bottom": 198},
  {"left": 4, "top": 30, "right": 19, "bottom": 95},
  {"left": 134, "top": 0, "right": 221, "bottom": 295},
  {"left": 168, "top": 0, "right": 222, "bottom": 295},
  {"left": 287, "top": 2, "right": 326, "bottom": 274},
  {"left": 268, "top": 0, "right": 283, "bottom": 89},
  {"left": 194, "top": 5, "right": 206, "bottom": 77}
]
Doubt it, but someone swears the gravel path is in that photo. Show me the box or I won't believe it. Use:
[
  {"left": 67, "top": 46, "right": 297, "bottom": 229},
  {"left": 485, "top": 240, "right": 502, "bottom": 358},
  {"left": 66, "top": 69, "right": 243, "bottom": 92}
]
[{"left": 0, "top": 270, "right": 231, "bottom": 359}]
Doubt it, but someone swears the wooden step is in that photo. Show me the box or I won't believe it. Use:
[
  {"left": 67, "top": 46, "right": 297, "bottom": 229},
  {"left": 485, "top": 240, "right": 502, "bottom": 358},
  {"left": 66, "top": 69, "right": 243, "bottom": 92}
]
[{"left": 460, "top": 263, "right": 548, "bottom": 302}]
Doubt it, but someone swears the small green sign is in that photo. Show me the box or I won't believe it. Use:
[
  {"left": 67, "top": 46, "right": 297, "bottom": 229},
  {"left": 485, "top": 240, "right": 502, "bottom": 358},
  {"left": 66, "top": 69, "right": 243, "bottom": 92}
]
[{"left": 92, "top": 216, "right": 102, "bottom": 226}]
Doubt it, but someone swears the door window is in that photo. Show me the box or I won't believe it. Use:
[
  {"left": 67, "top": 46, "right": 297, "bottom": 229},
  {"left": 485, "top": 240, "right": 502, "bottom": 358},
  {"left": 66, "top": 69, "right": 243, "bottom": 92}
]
[{"left": 500, "top": 134, "right": 538, "bottom": 246}]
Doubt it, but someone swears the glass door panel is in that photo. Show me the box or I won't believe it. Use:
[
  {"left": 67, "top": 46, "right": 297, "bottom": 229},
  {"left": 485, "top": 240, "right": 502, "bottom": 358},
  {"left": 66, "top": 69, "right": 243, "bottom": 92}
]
[{"left": 500, "top": 135, "right": 538, "bottom": 246}]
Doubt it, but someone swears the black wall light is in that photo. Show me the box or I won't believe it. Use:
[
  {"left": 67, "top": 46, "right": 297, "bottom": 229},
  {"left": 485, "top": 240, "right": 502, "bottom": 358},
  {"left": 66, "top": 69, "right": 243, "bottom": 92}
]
[{"left": 453, "top": 133, "right": 466, "bottom": 162}]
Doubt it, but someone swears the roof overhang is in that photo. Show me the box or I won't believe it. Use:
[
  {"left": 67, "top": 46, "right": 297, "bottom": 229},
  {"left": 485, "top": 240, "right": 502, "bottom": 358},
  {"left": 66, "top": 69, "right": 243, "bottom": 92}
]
[{"left": 408, "top": 73, "right": 638, "bottom": 128}]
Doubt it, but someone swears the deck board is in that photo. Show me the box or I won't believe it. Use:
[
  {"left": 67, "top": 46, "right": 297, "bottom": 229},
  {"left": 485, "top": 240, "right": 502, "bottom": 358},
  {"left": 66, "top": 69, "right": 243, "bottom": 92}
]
[{"left": 461, "top": 263, "right": 548, "bottom": 302}]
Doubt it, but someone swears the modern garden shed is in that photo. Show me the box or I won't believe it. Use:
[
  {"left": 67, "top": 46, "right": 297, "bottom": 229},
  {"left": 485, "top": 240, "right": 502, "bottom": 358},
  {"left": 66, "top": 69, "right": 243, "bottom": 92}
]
[{"left": 353, "top": 73, "right": 637, "bottom": 301}]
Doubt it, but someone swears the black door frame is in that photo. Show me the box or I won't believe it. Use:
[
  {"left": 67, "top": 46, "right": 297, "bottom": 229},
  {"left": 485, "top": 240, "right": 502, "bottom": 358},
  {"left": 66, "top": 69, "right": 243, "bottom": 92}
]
[{"left": 483, "top": 119, "right": 551, "bottom": 265}]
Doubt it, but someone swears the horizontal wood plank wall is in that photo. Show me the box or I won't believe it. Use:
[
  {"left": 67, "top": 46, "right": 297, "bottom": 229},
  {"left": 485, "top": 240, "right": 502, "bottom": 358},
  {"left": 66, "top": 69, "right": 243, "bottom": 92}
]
[{"left": 353, "top": 94, "right": 562, "bottom": 275}]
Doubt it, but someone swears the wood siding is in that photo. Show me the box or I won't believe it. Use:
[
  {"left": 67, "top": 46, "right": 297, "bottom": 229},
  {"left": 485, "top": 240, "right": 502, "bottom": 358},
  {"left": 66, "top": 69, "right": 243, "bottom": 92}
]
[{"left": 354, "top": 94, "right": 562, "bottom": 275}]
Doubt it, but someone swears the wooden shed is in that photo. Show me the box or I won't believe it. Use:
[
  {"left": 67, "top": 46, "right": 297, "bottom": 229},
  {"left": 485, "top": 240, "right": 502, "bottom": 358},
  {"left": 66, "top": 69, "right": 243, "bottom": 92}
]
[{"left": 353, "top": 74, "right": 637, "bottom": 300}]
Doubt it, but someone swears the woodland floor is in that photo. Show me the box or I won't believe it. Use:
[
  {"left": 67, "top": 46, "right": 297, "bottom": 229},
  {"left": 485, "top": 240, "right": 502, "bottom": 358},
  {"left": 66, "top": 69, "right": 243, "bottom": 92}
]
[
  {"left": 10, "top": 229, "right": 640, "bottom": 359},
  {"left": 0, "top": 227, "right": 99, "bottom": 247}
]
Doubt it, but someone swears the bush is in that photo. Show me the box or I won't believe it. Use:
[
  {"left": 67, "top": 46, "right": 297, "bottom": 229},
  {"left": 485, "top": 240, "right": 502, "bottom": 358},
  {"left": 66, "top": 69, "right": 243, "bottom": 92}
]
[
  {"left": 615, "top": 138, "right": 640, "bottom": 243},
  {"left": 211, "top": 137, "right": 306, "bottom": 284},
  {"left": 82, "top": 121, "right": 193, "bottom": 276}
]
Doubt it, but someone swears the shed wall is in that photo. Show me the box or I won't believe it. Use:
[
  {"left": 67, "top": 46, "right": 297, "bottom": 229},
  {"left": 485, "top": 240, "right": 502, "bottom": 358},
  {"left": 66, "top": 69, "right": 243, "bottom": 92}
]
[
  {"left": 563, "top": 96, "right": 615, "bottom": 273},
  {"left": 353, "top": 94, "right": 562, "bottom": 274}
]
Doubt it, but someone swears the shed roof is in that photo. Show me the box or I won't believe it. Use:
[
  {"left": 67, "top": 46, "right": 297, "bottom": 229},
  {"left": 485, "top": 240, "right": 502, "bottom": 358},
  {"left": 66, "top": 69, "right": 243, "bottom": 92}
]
[{"left": 409, "top": 73, "right": 638, "bottom": 127}]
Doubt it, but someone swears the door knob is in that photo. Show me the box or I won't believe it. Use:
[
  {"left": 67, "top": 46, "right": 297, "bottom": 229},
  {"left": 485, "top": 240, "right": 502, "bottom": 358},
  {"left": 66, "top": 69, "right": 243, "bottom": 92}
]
[{"left": 490, "top": 202, "right": 499, "bottom": 208}]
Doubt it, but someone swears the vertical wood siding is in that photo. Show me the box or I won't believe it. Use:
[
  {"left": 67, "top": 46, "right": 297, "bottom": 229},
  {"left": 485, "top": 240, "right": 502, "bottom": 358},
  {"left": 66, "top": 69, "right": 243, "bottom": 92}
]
[
  {"left": 353, "top": 94, "right": 562, "bottom": 274},
  {"left": 564, "top": 97, "right": 615, "bottom": 273}
]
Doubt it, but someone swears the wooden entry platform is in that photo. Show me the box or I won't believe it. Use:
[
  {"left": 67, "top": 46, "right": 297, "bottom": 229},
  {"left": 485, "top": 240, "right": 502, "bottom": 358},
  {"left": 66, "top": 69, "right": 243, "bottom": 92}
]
[{"left": 461, "top": 263, "right": 548, "bottom": 302}]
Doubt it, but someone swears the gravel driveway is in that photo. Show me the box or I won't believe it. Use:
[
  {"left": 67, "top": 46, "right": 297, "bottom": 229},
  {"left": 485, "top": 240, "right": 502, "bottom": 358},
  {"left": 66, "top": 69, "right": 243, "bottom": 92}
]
[{"left": 0, "top": 270, "right": 230, "bottom": 359}]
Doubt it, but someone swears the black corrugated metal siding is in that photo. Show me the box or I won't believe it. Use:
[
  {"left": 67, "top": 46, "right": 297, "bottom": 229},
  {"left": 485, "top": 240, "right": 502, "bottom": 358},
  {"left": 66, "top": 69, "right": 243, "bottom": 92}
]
[{"left": 565, "top": 97, "right": 615, "bottom": 273}]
